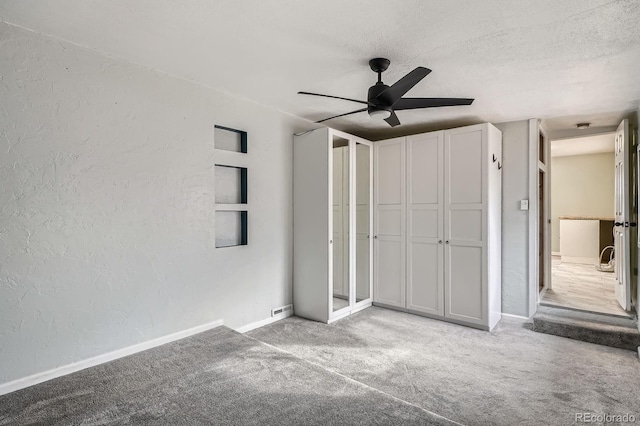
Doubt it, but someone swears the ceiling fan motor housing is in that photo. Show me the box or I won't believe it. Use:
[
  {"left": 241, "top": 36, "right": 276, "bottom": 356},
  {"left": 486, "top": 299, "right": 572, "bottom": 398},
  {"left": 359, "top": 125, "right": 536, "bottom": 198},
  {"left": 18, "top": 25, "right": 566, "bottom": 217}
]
[{"left": 368, "top": 83, "right": 392, "bottom": 115}]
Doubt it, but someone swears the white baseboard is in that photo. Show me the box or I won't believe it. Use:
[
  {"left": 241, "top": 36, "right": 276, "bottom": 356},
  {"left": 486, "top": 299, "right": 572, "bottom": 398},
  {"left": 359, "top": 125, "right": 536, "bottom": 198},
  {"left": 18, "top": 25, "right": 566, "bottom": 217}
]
[
  {"left": 0, "top": 318, "right": 224, "bottom": 397},
  {"left": 501, "top": 313, "right": 530, "bottom": 321},
  {"left": 551, "top": 251, "right": 561, "bottom": 257},
  {"left": 235, "top": 311, "right": 293, "bottom": 334}
]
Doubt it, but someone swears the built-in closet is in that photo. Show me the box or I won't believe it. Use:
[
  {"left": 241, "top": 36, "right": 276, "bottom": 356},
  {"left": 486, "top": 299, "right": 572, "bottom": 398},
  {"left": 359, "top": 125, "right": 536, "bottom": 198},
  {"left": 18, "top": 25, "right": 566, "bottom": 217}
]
[
  {"left": 293, "top": 123, "right": 502, "bottom": 331},
  {"left": 373, "top": 123, "right": 502, "bottom": 330}
]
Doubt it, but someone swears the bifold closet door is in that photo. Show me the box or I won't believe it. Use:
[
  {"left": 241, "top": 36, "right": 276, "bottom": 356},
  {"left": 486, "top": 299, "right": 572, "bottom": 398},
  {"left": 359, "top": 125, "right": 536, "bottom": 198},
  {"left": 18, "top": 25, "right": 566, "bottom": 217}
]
[
  {"left": 406, "top": 132, "right": 444, "bottom": 316},
  {"left": 444, "top": 126, "right": 486, "bottom": 326},
  {"left": 374, "top": 138, "right": 406, "bottom": 308}
]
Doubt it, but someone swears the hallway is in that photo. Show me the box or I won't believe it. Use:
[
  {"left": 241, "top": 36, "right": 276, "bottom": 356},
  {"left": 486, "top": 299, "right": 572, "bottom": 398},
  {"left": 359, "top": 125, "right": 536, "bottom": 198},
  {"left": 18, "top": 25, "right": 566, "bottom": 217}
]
[{"left": 541, "top": 256, "right": 629, "bottom": 317}]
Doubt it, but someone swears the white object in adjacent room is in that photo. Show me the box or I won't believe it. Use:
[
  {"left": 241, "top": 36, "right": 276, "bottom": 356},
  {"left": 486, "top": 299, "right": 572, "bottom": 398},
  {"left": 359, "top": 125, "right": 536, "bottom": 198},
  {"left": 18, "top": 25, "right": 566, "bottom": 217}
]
[
  {"left": 374, "top": 123, "right": 503, "bottom": 331},
  {"left": 559, "top": 219, "right": 600, "bottom": 264}
]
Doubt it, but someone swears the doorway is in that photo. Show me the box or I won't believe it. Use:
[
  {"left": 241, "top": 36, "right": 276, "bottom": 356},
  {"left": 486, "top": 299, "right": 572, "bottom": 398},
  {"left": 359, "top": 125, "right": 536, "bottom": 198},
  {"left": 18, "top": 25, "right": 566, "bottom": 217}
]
[{"left": 540, "top": 130, "right": 631, "bottom": 317}]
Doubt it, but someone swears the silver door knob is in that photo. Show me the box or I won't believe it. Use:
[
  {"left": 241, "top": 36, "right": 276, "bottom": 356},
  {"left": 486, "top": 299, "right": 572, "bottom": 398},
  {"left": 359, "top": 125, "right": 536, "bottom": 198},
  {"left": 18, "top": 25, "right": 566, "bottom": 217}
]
[
  {"left": 445, "top": 240, "right": 450, "bottom": 244},
  {"left": 438, "top": 240, "right": 443, "bottom": 244}
]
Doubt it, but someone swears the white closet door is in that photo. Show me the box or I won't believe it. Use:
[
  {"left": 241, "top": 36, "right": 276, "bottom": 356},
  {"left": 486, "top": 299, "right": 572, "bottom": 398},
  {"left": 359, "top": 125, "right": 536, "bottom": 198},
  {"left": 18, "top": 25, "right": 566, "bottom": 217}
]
[
  {"left": 332, "top": 147, "right": 347, "bottom": 298},
  {"left": 374, "top": 138, "right": 406, "bottom": 308},
  {"left": 355, "top": 144, "right": 371, "bottom": 302},
  {"left": 406, "top": 132, "right": 444, "bottom": 316},
  {"left": 444, "top": 126, "right": 487, "bottom": 326}
]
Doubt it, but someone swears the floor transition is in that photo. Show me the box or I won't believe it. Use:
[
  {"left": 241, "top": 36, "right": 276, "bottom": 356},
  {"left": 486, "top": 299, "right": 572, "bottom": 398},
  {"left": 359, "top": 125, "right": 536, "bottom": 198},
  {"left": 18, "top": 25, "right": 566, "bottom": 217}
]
[
  {"left": 2, "top": 307, "right": 639, "bottom": 425},
  {"left": 542, "top": 256, "right": 629, "bottom": 317}
]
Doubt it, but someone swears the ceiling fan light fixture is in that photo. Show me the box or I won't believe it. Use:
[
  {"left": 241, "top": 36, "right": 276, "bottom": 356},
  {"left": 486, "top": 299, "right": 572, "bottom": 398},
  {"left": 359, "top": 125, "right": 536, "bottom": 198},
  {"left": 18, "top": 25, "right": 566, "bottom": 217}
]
[{"left": 369, "top": 109, "right": 392, "bottom": 120}]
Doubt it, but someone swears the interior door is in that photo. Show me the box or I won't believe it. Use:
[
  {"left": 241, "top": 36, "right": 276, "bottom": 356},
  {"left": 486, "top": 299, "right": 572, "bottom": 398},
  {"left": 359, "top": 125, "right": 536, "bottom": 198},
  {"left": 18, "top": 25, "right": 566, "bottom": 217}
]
[
  {"left": 374, "top": 138, "right": 406, "bottom": 308},
  {"left": 614, "top": 119, "right": 631, "bottom": 311},
  {"left": 406, "top": 132, "right": 444, "bottom": 316}
]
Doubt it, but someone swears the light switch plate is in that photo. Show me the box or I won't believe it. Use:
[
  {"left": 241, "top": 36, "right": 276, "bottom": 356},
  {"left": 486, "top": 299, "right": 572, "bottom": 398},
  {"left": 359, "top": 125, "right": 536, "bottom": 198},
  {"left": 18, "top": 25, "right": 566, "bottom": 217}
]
[{"left": 520, "top": 199, "right": 529, "bottom": 210}]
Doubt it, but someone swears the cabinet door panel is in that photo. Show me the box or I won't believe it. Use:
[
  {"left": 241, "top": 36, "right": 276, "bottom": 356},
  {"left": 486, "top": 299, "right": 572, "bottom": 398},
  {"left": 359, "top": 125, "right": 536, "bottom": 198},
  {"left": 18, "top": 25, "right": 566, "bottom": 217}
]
[
  {"left": 448, "top": 130, "right": 482, "bottom": 204},
  {"left": 407, "top": 132, "right": 444, "bottom": 316},
  {"left": 449, "top": 209, "right": 483, "bottom": 241},
  {"left": 374, "top": 139, "right": 405, "bottom": 307},
  {"left": 375, "top": 239, "right": 404, "bottom": 306},
  {"left": 408, "top": 241, "right": 442, "bottom": 314},
  {"left": 411, "top": 209, "right": 439, "bottom": 238},
  {"left": 377, "top": 143, "right": 403, "bottom": 205},
  {"left": 446, "top": 245, "right": 483, "bottom": 322},
  {"left": 378, "top": 209, "right": 403, "bottom": 235}
]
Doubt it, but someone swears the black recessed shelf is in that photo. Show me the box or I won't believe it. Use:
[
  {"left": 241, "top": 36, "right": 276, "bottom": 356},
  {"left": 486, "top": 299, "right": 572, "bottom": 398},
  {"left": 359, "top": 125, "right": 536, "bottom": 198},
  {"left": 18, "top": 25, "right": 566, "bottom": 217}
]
[
  {"left": 215, "top": 165, "right": 247, "bottom": 205},
  {"left": 214, "top": 125, "right": 247, "bottom": 153},
  {"left": 214, "top": 125, "right": 248, "bottom": 248},
  {"left": 215, "top": 210, "right": 248, "bottom": 248}
]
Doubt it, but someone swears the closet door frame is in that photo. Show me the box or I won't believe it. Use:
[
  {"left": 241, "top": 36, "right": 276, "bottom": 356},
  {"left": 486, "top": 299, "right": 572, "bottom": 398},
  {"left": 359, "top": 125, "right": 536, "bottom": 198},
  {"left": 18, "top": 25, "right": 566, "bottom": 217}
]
[
  {"left": 327, "top": 130, "right": 374, "bottom": 322},
  {"left": 352, "top": 137, "right": 374, "bottom": 313},
  {"left": 328, "top": 130, "right": 351, "bottom": 321}
]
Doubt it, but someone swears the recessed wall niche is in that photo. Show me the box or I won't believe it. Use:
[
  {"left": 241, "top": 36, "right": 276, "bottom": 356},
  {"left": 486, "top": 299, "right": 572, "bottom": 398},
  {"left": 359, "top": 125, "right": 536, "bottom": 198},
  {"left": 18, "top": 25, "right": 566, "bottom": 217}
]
[
  {"left": 214, "top": 125, "right": 248, "bottom": 248},
  {"left": 214, "top": 125, "right": 247, "bottom": 153},
  {"left": 215, "top": 211, "right": 248, "bottom": 248},
  {"left": 215, "top": 165, "right": 247, "bottom": 204}
]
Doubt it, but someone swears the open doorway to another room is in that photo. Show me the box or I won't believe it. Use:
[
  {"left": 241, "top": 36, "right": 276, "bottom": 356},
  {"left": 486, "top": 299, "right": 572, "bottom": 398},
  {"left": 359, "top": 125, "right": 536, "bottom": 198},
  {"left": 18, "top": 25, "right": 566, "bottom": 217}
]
[{"left": 541, "top": 132, "right": 631, "bottom": 317}]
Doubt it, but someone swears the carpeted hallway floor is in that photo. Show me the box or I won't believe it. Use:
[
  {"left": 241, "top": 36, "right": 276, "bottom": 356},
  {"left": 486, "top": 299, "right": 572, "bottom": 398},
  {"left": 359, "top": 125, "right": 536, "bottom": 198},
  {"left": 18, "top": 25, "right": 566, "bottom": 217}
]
[
  {"left": 0, "top": 325, "right": 455, "bottom": 426},
  {"left": 2, "top": 307, "right": 639, "bottom": 425}
]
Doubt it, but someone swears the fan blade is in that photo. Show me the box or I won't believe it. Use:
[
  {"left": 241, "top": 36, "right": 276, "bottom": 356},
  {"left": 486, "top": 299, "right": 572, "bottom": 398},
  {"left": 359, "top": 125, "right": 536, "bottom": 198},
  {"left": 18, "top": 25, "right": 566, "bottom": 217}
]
[
  {"left": 376, "top": 67, "right": 432, "bottom": 105},
  {"left": 384, "top": 111, "right": 401, "bottom": 127},
  {"left": 298, "top": 91, "right": 370, "bottom": 105},
  {"left": 393, "top": 97, "right": 474, "bottom": 110},
  {"left": 315, "top": 108, "right": 367, "bottom": 123}
]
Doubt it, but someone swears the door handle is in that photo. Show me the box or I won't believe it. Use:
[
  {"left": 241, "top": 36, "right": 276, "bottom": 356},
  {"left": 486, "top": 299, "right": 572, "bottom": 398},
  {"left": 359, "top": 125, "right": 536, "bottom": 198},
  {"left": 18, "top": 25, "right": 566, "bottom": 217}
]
[
  {"left": 438, "top": 240, "right": 443, "bottom": 244},
  {"left": 630, "top": 222, "right": 637, "bottom": 227},
  {"left": 445, "top": 240, "right": 450, "bottom": 244},
  {"left": 614, "top": 222, "right": 624, "bottom": 227}
]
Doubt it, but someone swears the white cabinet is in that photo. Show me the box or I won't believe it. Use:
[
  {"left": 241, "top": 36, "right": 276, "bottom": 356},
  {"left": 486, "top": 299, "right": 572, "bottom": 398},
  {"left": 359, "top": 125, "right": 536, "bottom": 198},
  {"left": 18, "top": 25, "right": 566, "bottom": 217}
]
[
  {"left": 374, "top": 123, "right": 502, "bottom": 331},
  {"left": 294, "top": 128, "right": 373, "bottom": 323}
]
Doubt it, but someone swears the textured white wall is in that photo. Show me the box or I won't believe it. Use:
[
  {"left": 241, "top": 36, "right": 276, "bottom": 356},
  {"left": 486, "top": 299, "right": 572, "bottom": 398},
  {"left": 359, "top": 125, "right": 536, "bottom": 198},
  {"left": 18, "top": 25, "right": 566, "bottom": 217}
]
[
  {"left": 0, "top": 22, "right": 309, "bottom": 384},
  {"left": 550, "top": 153, "right": 615, "bottom": 253},
  {"left": 494, "top": 120, "right": 531, "bottom": 317}
]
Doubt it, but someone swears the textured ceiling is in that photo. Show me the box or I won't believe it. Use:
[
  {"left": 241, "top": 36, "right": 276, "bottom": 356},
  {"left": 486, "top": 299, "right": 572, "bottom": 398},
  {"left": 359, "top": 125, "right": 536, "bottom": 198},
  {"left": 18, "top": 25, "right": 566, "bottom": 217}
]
[{"left": 1, "top": 0, "right": 639, "bottom": 139}]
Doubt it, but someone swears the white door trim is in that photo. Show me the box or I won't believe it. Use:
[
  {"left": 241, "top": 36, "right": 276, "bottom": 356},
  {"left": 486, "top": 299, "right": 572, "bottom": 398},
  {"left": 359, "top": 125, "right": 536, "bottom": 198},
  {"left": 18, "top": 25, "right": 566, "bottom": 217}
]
[
  {"left": 528, "top": 119, "right": 539, "bottom": 317},
  {"left": 354, "top": 137, "right": 374, "bottom": 310}
]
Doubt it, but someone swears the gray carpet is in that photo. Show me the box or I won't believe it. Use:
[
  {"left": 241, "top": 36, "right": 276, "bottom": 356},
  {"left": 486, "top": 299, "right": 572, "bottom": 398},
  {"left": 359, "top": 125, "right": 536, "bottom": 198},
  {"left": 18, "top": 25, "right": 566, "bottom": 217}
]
[
  {"left": 0, "top": 326, "right": 456, "bottom": 426},
  {"left": 248, "top": 307, "right": 640, "bottom": 426},
  {"left": 532, "top": 305, "right": 640, "bottom": 350}
]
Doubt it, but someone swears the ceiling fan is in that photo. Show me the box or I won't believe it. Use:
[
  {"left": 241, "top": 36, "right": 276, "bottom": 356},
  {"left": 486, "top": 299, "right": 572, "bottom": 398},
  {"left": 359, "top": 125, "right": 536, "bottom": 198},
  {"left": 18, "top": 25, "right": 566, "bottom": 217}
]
[{"left": 298, "top": 58, "right": 474, "bottom": 127}]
